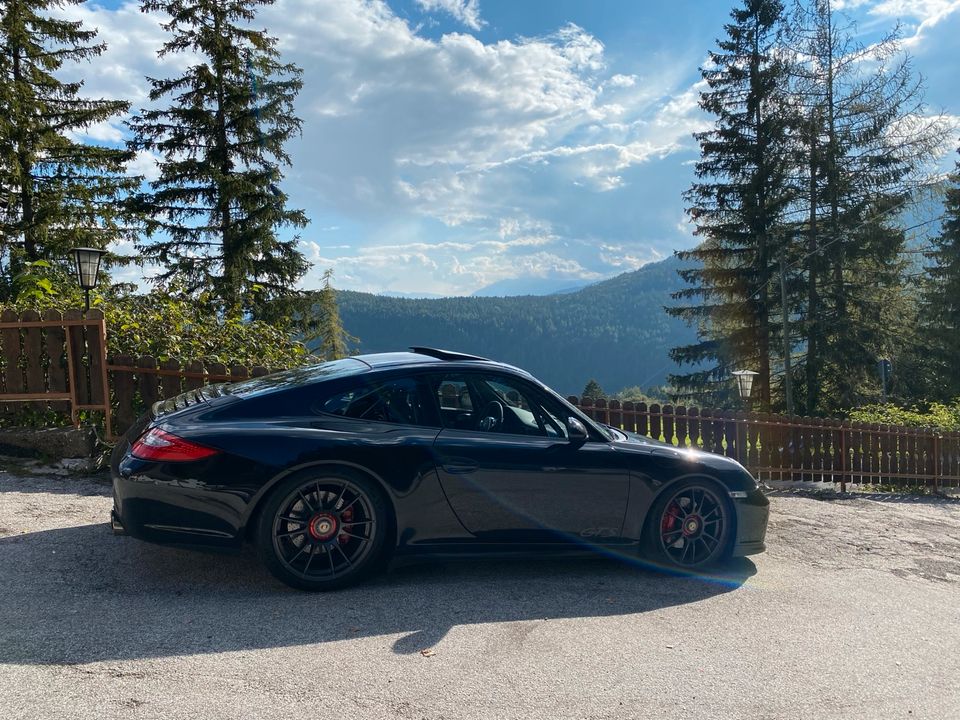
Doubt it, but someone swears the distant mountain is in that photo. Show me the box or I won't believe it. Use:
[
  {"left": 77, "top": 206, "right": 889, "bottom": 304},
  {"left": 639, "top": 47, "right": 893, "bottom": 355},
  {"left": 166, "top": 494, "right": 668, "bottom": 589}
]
[
  {"left": 379, "top": 290, "right": 448, "bottom": 299},
  {"left": 471, "top": 276, "right": 595, "bottom": 297},
  {"left": 335, "top": 255, "right": 695, "bottom": 395}
]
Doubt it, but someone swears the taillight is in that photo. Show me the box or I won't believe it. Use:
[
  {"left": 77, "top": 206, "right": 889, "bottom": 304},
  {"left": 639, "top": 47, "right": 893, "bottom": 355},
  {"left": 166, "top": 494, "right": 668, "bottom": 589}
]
[{"left": 130, "top": 428, "right": 220, "bottom": 462}]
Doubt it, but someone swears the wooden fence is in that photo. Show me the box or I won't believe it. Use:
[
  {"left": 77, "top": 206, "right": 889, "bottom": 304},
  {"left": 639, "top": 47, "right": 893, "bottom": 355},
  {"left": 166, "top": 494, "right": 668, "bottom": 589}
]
[
  {"left": 107, "top": 356, "right": 271, "bottom": 433},
  {"left": 0, "top": 306, "right": 956, "bottom": 489},
  {"left": 0, "top": 309, "right": 112, "bottom": 437},
  {"left": 0, "top": 308, "right": 271, "bottom": 439},
  {"left": 569, "top": 397, "right": 960, "bottom": 490}
]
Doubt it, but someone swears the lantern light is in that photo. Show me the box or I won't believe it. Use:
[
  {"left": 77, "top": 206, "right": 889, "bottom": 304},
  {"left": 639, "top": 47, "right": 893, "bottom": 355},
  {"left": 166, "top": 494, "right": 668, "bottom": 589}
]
[
  {"left": 71, "top": 247, "right": 106, "bottom": 310},
  {"left": 732, "top": 370, "right": 759, "bottom": 401}
]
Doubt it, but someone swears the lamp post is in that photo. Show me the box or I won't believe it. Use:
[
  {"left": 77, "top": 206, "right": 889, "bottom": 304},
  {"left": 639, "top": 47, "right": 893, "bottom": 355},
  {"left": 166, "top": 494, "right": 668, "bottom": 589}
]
[
  {"left": 732, "top": 370, "right": 758, "bottom": 408},
  {"left": 71, "top": 247, "right": 106, "bottom": 311},
  {"left": 731, "top": 369, "right": 758, "bottom": 466}
]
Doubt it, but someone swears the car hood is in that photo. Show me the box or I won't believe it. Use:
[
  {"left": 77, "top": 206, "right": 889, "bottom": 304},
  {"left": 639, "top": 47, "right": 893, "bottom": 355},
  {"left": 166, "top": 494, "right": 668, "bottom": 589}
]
[{"left": 610, "top": 427, "right": 748, "bottom": 474}]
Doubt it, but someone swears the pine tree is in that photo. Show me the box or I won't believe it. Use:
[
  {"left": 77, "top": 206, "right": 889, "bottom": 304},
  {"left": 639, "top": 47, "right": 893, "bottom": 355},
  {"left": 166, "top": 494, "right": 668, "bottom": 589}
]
[
  {"left": 581, "top": 379, "right": 606, "bottom": 400},
  {"left": 923, "top": 146, "right": 960, "bottom": 400},
  {"left": 787, "top": 0, "right": 947, "bottom": 412},
  {"left": 129, "top": 0, "right": 308, "bottom": 315},
  {"left": 0, "top": 0, "right": 137, "bottom": 292},
  {"left": 309, "top": 269, "right": 351, "bottom": 361},
  {"left": 669, "top": 0, "right": 794, "bottom": 410}
]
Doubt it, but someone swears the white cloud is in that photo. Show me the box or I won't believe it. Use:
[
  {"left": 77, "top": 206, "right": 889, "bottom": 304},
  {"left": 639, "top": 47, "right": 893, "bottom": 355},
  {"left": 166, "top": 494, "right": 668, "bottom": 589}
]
[
  {"left": 606, "top": 74, "right": 637, "bottom": 88},
  {"left": 862, "top": 0, "right": 960, "bottom": 45},
  {"left": 48, "top": 1, "right": 749, "bottom": 294},
  {"left": 415, "top": 0, "right": 485, "bottom": 31}
]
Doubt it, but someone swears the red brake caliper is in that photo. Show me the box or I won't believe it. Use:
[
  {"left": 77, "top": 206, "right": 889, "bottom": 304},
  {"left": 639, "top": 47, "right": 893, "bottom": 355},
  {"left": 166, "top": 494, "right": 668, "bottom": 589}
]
[
  {"left": 338, "top": 506, "right": 354, "bottom": 544},
  {"left": 661, "top": 502, "right": 679, "bottom": 534}
]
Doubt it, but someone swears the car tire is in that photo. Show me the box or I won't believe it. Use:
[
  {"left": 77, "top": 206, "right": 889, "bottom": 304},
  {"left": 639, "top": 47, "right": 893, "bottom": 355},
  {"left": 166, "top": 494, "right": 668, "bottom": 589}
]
[
  {"left": 644, "top": 478, "right": 734, "bottom": 570},
  {"left": 257, "top": 468, "right": 390, "bottom": 591}
]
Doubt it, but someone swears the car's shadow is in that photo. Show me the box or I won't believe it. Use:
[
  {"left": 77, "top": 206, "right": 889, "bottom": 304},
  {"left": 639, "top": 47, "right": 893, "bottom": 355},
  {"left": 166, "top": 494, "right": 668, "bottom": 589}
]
[{"left": 0, "top": 523, "right": 756, "bottom": 665}]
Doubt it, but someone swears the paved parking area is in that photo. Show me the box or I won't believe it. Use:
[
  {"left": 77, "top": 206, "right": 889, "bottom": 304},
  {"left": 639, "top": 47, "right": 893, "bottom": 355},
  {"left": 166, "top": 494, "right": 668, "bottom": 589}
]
[{"left": 2, "top": 471, "right": 959, "bottom": 719}]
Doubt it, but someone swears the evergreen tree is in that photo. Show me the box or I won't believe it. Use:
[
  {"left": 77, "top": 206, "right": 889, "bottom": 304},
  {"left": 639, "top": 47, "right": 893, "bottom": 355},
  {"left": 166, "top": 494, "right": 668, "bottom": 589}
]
[
  {"left": 787, "top": 0, "right": 947, "bottom": 412},
  {"left": 923, "top": 146, "right": 960, "bottom": 400},
  {"left": 309, "top": 269, "right": 351, "bottom": 361},
  {"left": 669, "top": 0, "right": 794, "bottom": 410},
  {"left": 129, "top": 0, "right": 308, "bottom": 315},
  {"left": 581, "top": 379, "right": 606, "bottom": 400},
  {"left": 0, "top": 0, "right": 137, "bottom": 293}
]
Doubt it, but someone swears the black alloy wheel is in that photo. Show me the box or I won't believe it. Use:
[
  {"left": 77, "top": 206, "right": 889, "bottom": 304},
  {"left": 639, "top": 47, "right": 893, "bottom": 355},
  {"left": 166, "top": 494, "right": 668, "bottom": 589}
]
[
  {"left": 647, "top": 481, "right": 732, "bottom": 569},
  {"left": 257, "top": 470, "right": 388, "bottom": 591}
]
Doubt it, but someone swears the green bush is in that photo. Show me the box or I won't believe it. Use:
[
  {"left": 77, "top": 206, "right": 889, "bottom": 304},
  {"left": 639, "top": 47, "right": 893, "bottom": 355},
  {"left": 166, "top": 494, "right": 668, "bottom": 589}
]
[
  {"left": 3, "top": 263, "right": 312, "bottom": 368},
  {"left": 848, "top": 401, "right": 960, "bottom": 431}
]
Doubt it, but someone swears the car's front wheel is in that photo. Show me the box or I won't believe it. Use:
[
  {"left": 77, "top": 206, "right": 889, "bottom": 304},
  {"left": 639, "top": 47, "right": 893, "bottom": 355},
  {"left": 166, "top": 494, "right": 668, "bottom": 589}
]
[
  {"left": 257, "top": 469, "right": 389, "bottom": 591},
  {"left": 645, "top": 480, "right": 733, "bottom": 569}
]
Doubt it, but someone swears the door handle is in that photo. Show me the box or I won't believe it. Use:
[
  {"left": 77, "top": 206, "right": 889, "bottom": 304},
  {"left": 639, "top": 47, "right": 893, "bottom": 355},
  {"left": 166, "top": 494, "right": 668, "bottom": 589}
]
[{"left": 442, "top": 463, "right": 478, "bottom": 474}]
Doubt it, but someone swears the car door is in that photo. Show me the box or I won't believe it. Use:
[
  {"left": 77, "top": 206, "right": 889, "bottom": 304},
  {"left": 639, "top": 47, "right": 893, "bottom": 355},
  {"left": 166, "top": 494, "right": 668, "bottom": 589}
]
[{"left": 430, "top": 371, "right": 630, "bottom": 543}]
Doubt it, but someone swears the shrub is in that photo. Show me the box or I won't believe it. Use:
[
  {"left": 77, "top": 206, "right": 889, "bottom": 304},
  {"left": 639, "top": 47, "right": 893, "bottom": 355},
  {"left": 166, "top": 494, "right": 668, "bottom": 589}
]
[
  {"left": 848, "top": 401, "right": 960, "bottom": 431},
  {"left": 2, "top": 263, "right": 311, "bottom": 368}
]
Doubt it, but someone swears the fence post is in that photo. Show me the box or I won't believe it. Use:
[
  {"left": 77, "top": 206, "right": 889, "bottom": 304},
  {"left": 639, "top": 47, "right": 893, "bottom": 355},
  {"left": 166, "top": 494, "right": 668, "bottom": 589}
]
[
  {"left": 933, "top": 433, "right": 940, "bottom": 492},
  {"left": 839, "top": 421, "right": 848, "bottom": 493}
]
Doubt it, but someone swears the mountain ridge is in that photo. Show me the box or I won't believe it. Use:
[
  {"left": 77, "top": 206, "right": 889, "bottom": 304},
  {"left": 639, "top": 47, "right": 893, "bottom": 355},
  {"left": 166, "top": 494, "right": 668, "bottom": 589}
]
[{"left": 335, "top": 255, "right": 695, "bottom": 395}]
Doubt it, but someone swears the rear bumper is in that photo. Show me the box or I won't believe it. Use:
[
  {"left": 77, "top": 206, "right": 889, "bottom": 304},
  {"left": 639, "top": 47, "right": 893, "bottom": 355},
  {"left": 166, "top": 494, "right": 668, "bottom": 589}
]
[
  {"left": 110, "top": 508, "right": 125, "bottom": 536},
  {"left": 112, "top": 452, "right": 247, "bottom": 551},
  {"left": 731, "top": 488, "right": 769, "bottom": 557}
]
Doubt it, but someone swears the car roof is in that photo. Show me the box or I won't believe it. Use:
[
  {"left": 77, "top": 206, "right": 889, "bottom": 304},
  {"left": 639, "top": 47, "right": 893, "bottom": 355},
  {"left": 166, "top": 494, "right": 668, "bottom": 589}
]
[{"left": 352, "top": 348, "right": 531, "bottom": 377}]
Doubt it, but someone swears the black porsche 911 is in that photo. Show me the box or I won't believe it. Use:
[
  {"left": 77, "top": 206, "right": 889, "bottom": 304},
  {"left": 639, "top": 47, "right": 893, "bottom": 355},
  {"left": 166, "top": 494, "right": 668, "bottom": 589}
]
[{"left": 111, "top": 347, "right": 769, "bottom": 590}]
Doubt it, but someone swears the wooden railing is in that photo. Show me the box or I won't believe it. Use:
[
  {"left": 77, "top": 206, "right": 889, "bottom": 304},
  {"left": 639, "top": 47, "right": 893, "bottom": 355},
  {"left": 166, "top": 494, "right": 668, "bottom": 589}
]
[
  {"left": 0, "top": 309, "right": 112, "bottom": 437},
  {"left": 107, "top": 356, "right": 272, "bottom": 433},
  {"left": 1, "top": 309, "right": 956, "bottom": 488},
  {"left": 569, "top": 397, "right": 960, "bottom": 490}
]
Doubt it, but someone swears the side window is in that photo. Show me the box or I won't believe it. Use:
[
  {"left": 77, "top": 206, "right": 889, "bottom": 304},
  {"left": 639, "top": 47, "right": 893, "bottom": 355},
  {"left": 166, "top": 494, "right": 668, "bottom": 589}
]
[
  {"left": 429, "top": 373, "right": 572, "bottom": 437},
  {"left": 318, "top": 376, "right": 437, "bottom": 427},
  {"left": 471, "top": 375, "right": 569, "bottom": 438},
  {"left": 431, "top": 375, "right": 477, "bottom": 430}
]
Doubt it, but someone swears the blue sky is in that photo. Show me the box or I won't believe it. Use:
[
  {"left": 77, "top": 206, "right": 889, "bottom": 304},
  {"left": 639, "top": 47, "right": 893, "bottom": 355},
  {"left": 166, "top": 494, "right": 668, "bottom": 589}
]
[{"left": 67, "top": 0, "right": 960, "bottom": 295}]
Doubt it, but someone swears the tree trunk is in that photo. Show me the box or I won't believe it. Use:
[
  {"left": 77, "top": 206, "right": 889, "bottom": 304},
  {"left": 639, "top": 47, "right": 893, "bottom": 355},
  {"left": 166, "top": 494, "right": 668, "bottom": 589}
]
[{"left": 806, "top": 115, "right": 820, "bottom": 412}]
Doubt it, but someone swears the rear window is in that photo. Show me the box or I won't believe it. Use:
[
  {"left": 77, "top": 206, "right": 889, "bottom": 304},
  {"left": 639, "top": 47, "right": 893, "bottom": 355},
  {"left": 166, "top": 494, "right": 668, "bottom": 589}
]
[
  {"left": 318, "top": 375, "right": 440, "bottom": 427},
  {"left": 224, "top": 359, "right": 369, "bottom": 398}
]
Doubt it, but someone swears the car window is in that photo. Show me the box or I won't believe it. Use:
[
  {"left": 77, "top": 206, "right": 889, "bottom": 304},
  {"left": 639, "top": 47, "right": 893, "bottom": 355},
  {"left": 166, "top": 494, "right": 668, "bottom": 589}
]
[
  {"left": 226, "top": 359, "right": 368, "bottom": 398},
  {"left": 318, "top": 376, "right": 438, "bottom": 427},
  {"left": 431, "top": 376, "right": 478, "bottom": 430},
  {"left": 429, "top": 373, "right": 578, "bottom": 438}
]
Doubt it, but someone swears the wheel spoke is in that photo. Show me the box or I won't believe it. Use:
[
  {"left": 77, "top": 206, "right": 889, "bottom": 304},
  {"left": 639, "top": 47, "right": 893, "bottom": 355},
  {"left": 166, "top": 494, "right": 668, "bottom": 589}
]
[
  {"left": 279, "top": 515, "right": 306, "bottom": 524},
  {"left": 342, "top": 519, "right": 373, "bottom": 527},
  {"left": 303, "top": 547, "right": 316, "bottom": 576},
  {"left": 331, "top": 483, "right": 348, "bottom": 510},
  {"left": 339, "top": 530, "right": 369, "bottom": 541},
  {"left": 287, "top": 543, "right": 309, "bottom": 566},
  {"left": 334, "top": 543, "right": 353, "bottom": 567},
  {"left": 277, "top": 528, "right": 307, "bottom": 539},
  {"left": 297, "top": 490, "right": 316, "bottom": 513}
]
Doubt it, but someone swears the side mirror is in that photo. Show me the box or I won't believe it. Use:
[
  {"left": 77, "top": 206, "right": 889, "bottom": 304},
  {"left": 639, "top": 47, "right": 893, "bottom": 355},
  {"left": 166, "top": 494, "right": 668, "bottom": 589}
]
[{"left": 567, "top": 417, "right": 588, "bottom": 442}]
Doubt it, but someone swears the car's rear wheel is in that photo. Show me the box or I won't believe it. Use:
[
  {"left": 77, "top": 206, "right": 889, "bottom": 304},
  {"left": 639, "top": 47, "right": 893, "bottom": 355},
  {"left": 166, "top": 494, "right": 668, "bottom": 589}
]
[
  {"left": 257, "top": 469, "right": 389, "bottom": 591},
  {"left": 645, "top": 480, "right": 733, "bottom": 569}
]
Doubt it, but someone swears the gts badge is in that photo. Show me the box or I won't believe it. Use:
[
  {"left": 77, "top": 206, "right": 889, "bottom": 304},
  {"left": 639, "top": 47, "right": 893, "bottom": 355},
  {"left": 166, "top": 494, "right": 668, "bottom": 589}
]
[{"left": 580, "top": 527, "right": 617, "bottom": 538}]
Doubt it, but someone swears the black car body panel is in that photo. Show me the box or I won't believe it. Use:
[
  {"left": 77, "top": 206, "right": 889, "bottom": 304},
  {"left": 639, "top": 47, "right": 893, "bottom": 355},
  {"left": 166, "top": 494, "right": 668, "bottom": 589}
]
[{"left": 112, "top": 351, "right": 768, "bottom": 564}]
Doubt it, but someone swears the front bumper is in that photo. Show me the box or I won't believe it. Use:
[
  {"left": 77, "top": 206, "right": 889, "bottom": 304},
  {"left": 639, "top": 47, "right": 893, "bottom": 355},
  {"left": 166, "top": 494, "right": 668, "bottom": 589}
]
[{"left": 731, "top": 487, "right": 769, "bottom": 557}]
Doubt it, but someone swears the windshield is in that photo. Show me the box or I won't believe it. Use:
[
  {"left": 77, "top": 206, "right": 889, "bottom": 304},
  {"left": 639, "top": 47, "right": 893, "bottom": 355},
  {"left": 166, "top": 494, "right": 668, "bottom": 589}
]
[{"left": 538, "top": 383, "right": 615, "bottom": 441}]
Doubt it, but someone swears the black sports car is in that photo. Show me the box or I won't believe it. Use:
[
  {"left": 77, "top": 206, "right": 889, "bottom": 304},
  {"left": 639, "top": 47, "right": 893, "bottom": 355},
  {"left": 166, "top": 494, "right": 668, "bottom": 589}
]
[{"left": 111, "top": 348, "right": 769, "bottom": 590}]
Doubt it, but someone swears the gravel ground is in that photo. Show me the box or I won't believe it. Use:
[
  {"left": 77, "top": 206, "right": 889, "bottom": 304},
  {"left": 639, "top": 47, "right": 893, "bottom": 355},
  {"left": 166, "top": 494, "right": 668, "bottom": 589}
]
[{"left": 1, "top": 470, "right": 959, "bottom": 720}]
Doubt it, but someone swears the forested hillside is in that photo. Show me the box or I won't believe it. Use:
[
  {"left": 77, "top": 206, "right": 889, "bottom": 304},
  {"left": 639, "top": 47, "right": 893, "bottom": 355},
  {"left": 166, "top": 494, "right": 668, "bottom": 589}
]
[{"left": 336, "top": 256, "right": 694, "bottom": 394}]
